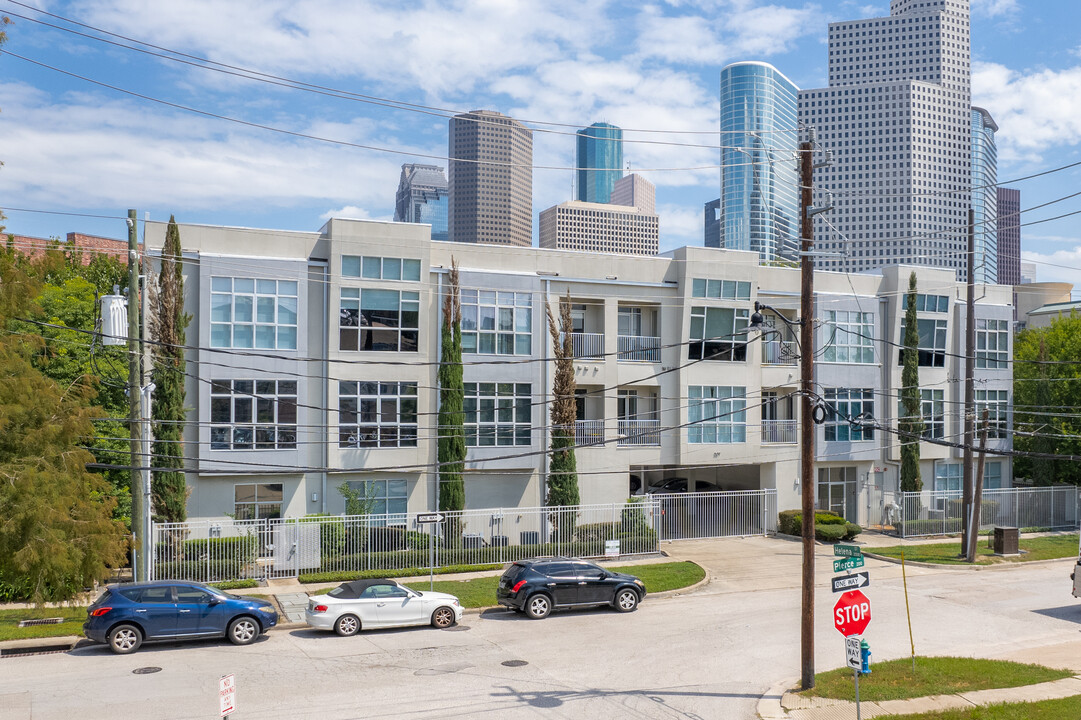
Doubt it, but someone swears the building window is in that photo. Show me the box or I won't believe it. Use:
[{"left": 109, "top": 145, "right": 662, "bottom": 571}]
[
  {"left": 902, "top": 293, "right": 948, "bottom": 312},
  {"left": 689, "top": 307, "right": 749, "bottom": 361},
  {"left": 339, "top": 288, "right": 419, "bottom": 352},
  {"left": 933, "top": 463, "right": 961, "bottom": 499},
  {"left": 688, "top": 386, "right": 747, "bottom": 443},
  {"left": 338, "top": 381, "right": 418, "bottom": 448},
  {"left": 341, "top": 255, "right": 422, "bottom": 282},
  {"left": 343, "top": 478, "right": 408, "bottom": 520},
  {"left": 976, "top": 319, "right": 1008, "bottom": 369},
  {"left": 691, "top": 278, "right": 752, "bottom": 300},
  {"left": 983, "top": 461, "right": 1002, "bottom": 490},
  {"left": 460, "top": 289, "right": 532, "bottom": 355},
  {"left": 975, "top": 389, "right": 1009, "bottom": 439},
  {"left": 823, "top": 311, "right": 875, "bottom": 363},
  {"left": 824, "top": 388, "right": 874, "bottom": 441},
  {"left": 210, "top": 277, "right": 298, "bottom": 350},
  {"left": 898, "top": 318, "right": 947, "bottom": 367},
  {"left": 899, "top": 389, "right": 944, "bottom": 439},
  {"left": 464, "top": 382, "right": 531, "bottom": 446},
  {"left": 234, "top": 483, "right": 283, "bottom": 520},
  {"left": 210, "top": 380, "right": 297, "bottom": 450}
]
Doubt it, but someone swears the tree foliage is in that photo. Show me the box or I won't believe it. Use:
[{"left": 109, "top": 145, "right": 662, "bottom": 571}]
[
  {"left": 150, "top": 216, "right": 190, "bottom": 522},
  {"left": 1014, "top": 313, "right": 1081, "bottom": 485},
  {"left": 437, "top": 259, "right": 465, "bottom": 544},
  {"left": 899, "top": 272, "right": 924, "bottom": 492},
  {"left": 546, "top": 293, "right": 579, "bottom": 540}
]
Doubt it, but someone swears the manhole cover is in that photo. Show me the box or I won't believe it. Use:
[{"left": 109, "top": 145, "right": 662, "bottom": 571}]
[
  {"left": 501, "top": 660, "right": 528, "bottom": 667},
  {"left": 132, "top": 667, "right": 162, "bottom": 675},
  {"left": 445, "top": 625, "right": 470, "bottom": 632}
]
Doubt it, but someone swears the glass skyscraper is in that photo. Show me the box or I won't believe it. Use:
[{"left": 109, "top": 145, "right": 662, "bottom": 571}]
[
  {"left": 719, "top": 62, "right": 800, "bottom": 263},
  {"left": 394, "top": 164, "right": 448, "bottom": 241},
  {"left": 971, "top": 107, "right": 998, "bottom": 284},
  {"left": 576, "top": 122, "right": 623, "bottom": 204}
]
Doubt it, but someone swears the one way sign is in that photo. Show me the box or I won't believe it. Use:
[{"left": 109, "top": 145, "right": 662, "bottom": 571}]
[{"left": 831, "top": 572, "right": 870, "bottom": 593}]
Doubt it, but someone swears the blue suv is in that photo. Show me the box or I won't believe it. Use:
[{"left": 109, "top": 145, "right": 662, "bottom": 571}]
[{"left": 84, "top": 581, "right": 278, "bottom": 654}]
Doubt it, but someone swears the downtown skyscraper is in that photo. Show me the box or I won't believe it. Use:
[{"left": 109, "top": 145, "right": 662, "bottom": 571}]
[
  {"left": 971, "top": 106, "right": 999, "bottom": 284},
  {"left": 576, "top": 122, "right": 623, "bottom": 204},
  {"left": 798, "top": 0, "right": 975, "bottom": 279},
  {"left": 394, "top": 164, "right": 448, "bottom": 242}
]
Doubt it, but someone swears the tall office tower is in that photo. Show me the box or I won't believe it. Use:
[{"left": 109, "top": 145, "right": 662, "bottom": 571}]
[
  {"left": 576, "top": 122, "right": 624, "bottom": 204},
  {"left": 704, "top": 198, "right": 721, "bottom": 248},
  {"left": 394, "top": 164, "right": 449, "bottom": 241},
  {"left": 611, "top": 173, "right": 656, "bottom": 214},
  {"left": 448, "top": 110, "right": 533, "bottom": 246},
  {"left": 971, "top": 107, "right": 998, "bottom": 284},
  {"left": 538, "top": 201, "right": 659, "bottom": 255},
  {"left": 719, "top": 62, "right": 800, "bottom": 264},
  {"left": 996, "top": 187, "right": 1021, "bottom": 285},
  {"left": 798, "top": 0, "right": 973, "bottom": 279}
]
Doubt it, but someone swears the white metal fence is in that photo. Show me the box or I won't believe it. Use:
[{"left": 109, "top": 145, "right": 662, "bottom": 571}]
[
  {"left": 895, "top": 485, "right": 1081, "bottom": 538},
  {"left": 150, "top": 491, "right": 778, "bottom": 583}
]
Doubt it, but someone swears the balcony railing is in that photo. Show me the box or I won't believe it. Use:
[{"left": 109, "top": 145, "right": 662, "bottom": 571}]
[
  {"left": 564, "top": 332, "right": 604, "bottom": 360},
  {"left": 617, "top": 335, "right": 661, "bottom": 363},
  {"left": 762, "top": 419, "right": 798, "bottom": 444},
  {"left": 618, "top": 419, "right": 661, "bottom": 446},
  {"left": 762, "top": 340, "right": 798, "bottom": 366},
  {"left": 574, "top": 420, "right": 605, "bottom": 447}
]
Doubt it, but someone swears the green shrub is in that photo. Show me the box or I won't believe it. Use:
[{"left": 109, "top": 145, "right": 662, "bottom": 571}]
[
  {"left": 575, "top": 522, "right": 620, "bottom": 542},
  {"left": 156, "top": 559, "right": 251, "bottom": 582},
  {"left": 778, "top": 510, "right": 862, "bottom": 542},
  {"left": 844, "top": 522, "right": 862, "bottom": 540},
  {"left": 209, "top": 579, "right": 259, "bottom": 590},
  {"left": 182, "top": 535, "right": 258, "bottom": 564},
  {"left": 816, "top": 524, "right": 848, "bottom": 542}
]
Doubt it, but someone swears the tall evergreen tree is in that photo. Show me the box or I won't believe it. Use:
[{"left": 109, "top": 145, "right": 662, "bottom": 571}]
[
  {"left": 150, "top": 216, "right": 190, "bottom": 522},
  {"left": 899, "top": 272, "right": 924, "bottom": 492},
  {"left": 437, "top": 260, "right": 465, "bottom": 544},
  {"left": 546, "top": 293, "right": 579, "bottom": 540}
]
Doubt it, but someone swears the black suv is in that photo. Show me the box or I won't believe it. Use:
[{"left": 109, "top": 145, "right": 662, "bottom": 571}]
[{"left": 496, "top": 557, "right": 646, "bottom": 619}]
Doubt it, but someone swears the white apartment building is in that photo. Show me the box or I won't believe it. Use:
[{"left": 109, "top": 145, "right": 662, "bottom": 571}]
[
  {"left": 798, "top": 0, "right": 975, "bottom": 280},
  {"left": 144, "top": 216, "right": 1013, "bottom": 528}
]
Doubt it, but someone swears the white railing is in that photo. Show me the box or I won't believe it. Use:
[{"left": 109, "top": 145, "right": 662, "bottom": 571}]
[
  {"left": 575, "top": 419, "right": 605, "bottom": 447},
  {"left": 617, "top": 335, "right": 661, "bottom": 363},
  {"left": 618, "top": 419, "right": 661, "bottom": 446},
  {"left": 762, "top": 340, "right": 798, "bottom": 366},
  {"left": 761, "top": 419, "right": 798, "bottom": 444},
  {"left": 896, "top": 485, "right": 1081, "bottom": 538},
  {"left": 651, "top": 489, "right": 778, "bottom": 540},
  {"left": 567, "top": 332, "right": 604, "bottom": 360}
]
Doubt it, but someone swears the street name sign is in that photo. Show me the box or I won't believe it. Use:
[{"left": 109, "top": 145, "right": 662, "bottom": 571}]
[
  {"left": 219, "top": 674, "right": 236, "bottom": 718},
  {"left": 416, "top": 513, "right": 444, "bottom": 524},
  {"left": 834, "top": 556, "right": 865, "bottom": 572},
  {"left": 834, "top": 544, "right": 862, "bottom": 558},
  {"left": 846, "top": 636, "right": 862, "bottom": 670},
  {"left": 834, "top": 589, "right": 871, "bottom": 636},
  {"left": 832, "top": 572, "right": 871, "bottom": 593}
]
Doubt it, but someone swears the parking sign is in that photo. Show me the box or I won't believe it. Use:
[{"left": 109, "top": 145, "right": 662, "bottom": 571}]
[{"left": 220, "top": 674, "right": 236, "bottom": 717}]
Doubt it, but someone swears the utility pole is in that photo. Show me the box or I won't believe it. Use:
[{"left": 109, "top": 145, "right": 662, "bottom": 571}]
[
  {"left": 140, "top": 244, "right": 153, "bottom": 584},
  {"left": 966, "top": 409, "right": 990, "bottom": 562},
  {"left": 962, "top": 208, "right": 975, "bottom": 556},
  {"left": 799, "top": 138, "right": 816, "bottom": 691},
  {"left": 127, "top": 209, "right": 143, "bottom": 582}
]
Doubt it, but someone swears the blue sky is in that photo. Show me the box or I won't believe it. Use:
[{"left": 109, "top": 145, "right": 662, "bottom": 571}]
[{"left": 1, "top": 0, "right": 1079, "bottom": 286}]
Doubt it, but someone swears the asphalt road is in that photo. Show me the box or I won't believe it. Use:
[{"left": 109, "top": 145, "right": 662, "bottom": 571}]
[{"left": 2, "top": 537, "right": 1079, "bottom": 720}]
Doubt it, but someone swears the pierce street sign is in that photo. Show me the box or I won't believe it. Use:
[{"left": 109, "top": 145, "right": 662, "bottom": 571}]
[
  {"left": 834, "top": 544, "right": 862, "bottom": 558},
  {"left": 834, "top": 589, "right": 872, "bottom": 636},
  {"left": 834, "top": 556, "right": 865, "bottom": 572},
  {"left": 832, "top": 572, "right": 871, "bottom": 593},
  {"left": 846, "top": 636, "right": 862, "bottom": 670},
  {"left": 416, "top": 513, "right": 444, "bottom": 524}
]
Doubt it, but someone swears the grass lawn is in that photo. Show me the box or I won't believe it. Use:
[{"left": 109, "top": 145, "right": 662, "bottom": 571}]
[
  {"left": 0, "top": 607, "right": 87, "bottom": 642},
  {"left": 870, "top": 534, "right": 1079, "bottom": 565},
  {"left": 403, "top": 560, "right": 705, "bottom": 609},
  {"left": 803, "top": 657, "right": 1072, "bottom": 703},
  {"left": 878, "top": 695, "right": 1081, "bottom": 719}
]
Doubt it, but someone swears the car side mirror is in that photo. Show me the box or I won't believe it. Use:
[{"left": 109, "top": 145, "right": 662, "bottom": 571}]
[
  {"left": 597, "top": 574, "right": 607, "bottom": 580},
  {"left": 208, "top": 596, "right": 222, "bottom": 606}
]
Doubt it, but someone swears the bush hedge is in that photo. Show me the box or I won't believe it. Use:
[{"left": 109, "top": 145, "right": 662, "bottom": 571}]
[
  {"left": 778, "top": 510, "right": 862, "bottom": 542},
  {"left": 299, "top": 564, "right": 503, "bottom": 584},
  {"left": 209, "top": 579, "right": 260, "bottom": 591}
]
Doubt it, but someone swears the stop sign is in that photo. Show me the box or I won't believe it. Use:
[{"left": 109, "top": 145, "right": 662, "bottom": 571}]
[{"left": 834, "top": 589, "right": 871, "bottom": 636}]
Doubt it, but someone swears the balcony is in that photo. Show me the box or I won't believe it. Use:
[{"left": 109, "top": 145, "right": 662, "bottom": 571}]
[
  {"left": 762, "top": 340, "right": 798, "bottom": 366},
  {"left": 574, "top": 420, "right": 605, "bottom": 447},
  {"left": 762, "top": 419, "right": 798, "bottom": 444},
  {"left": 618, "top": 419, "right": 660, "bottom": 446},
  {"left": 564, "top": 332, "right": 604, "bottom": 360},
  {"left": 617, "top": 335, "right": 661, "bottom": 363}
]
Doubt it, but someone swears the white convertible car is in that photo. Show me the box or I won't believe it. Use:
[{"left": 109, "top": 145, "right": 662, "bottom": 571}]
[{"left": 305, "top": 579, "right": 463, "bottom": 636}]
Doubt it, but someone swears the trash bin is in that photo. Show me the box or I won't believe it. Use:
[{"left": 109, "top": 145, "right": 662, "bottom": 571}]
[{"left": 993, "top": 526, "right": 1019, "bottom": 555}]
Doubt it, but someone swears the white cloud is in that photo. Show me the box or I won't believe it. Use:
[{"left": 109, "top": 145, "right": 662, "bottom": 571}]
[
  {"left": 970, "top": 0, "right": 1019, "bottom": 18},
  {"left": 1021, "top": 247, "right": 1081, "bottom": 288},
  {"left": 657, "top": 203, "right": 706, "bottom": 250}
]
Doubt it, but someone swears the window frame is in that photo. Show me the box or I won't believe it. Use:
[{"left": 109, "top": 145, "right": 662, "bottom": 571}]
[
  {"left": 824, "top": 388, "right": 874, "bottom": 442},
  {"left": 210, "top": 379, "right": 298, "bottom": 451},
  {"left": 689, "top": 306, "right": 750, "bottom": 362},
  {"left": 338, "top": 381, "right": 418, "bottom": 449},
  {"left": 460, "top": 289, "right": 532, "bottom": 356},
  {"left": 210, "top": 276, "right": 299, "bottom": 350},
  {"left": 464, "top": 382, "right": 532, "bottom": 447},
  {"left": 823, "top": 310, "right": 875, "bottom": 363},
  {"left": 688, "top": 385, "right": 747, "bottom": 444},
  {"left": 339, "top": 287, "right": 420, "bottom": 352}
]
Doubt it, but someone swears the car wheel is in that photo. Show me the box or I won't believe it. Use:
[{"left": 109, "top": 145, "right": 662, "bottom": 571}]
[
  {"left": 431, "top": 606, "right": 456, "bottom": 629},
  {"left": 227, "top": 616, "right": 260, "bottom": 645},
  {"left": 108, "top": 624, "right": 143, "bottom": 654},
  {"left": 525, "top": 594, "right": 552, "bottom": 620},
  {"left": 334, "top": 614, "right": 361, "bottom": 637},
  {"left": 614, "top": 588, "right": 639, "bottom": 613}
]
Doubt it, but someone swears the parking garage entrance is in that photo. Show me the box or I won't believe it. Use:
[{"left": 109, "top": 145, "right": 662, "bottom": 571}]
[{"left": 630, "top": 464, "right": 773, "bottom": 539}]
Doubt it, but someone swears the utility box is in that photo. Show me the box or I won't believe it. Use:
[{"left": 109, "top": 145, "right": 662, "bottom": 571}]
[
  {"left": 100, "top": 295, "right": 128, "bottom": 346},
  {"left": 993, "top": 526, "right": 1019, "bottom": 556}
]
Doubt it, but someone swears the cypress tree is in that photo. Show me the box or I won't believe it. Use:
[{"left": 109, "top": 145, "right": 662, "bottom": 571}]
[
  {"left": 899, "top": 272, "right": 924, "bottom": 492},
  {"left": 437, "top": 260, "right": 465, "bottom": 545},
  {"left": 546, "top": 293, "right": 580, "bottom": 540}
]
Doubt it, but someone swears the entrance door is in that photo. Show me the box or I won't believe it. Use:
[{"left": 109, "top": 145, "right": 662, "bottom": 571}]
[{"left": 817, "top": 467, "right": 857, "bottom": 521}]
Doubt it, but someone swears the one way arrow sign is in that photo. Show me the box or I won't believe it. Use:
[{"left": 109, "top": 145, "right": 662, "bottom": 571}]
[{"left": 831, "top": 572, "right": 870, "bottom": 593}]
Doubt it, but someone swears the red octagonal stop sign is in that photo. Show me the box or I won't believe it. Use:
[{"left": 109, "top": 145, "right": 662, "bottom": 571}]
[{"left": 834, "top": 589, "right": 871, "bottom": 636}]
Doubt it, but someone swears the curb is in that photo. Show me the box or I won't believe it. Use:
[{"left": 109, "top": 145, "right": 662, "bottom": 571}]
[
  {"left": 0, "top": 636, "right": 83, "bottom": 657},
  {"left": 862, "top": 551, "right": 1077, "bottom": 570},
  {"left": 757, "top": 677, "right": 797, "bottom": 719}
]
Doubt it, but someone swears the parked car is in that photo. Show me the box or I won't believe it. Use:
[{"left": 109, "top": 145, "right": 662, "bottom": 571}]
[
  {"left": 305, "top": 579, "right": 463, "bottom": 635},
  {"left": 84, "top": 581, "right": 278, "bottom": 654},
  {"left": 496, "top": 557, "right": 646, "bottom": 619},
  {"left": 646, "top": 477, "right": 722, "bottom": 494}
]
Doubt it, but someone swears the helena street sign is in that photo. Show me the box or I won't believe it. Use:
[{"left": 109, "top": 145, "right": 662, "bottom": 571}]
[
  {"left": 416, "top": 513, "right": 444, "bottom": 524},
  {"left": 846, "top": 636, "right": 862, "bottom": 670},
  {"left": 834, "top": 556, "right": 865, "bottom": 572},
  {"left": 832, "top": 572, "right": 871, "bottom": 593},
  {"left": 834, "top": 589, "right": 872, "bottom": 636},
  {"left": 834, "top": 544, "right": 863, "bottom": 558}
]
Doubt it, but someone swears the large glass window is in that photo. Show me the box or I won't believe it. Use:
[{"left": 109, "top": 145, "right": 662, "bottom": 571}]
[
  {"left": 984, "top": 461, "right": 1002, "bottom": 490},
  {"left": 899, "top": 389, "right": 944, "bottom": 439},
  {"left": 975, "top": 389, "right": 1009, "bottom": 439},
  {"left": 343, "top": 478, "right": 408, "bottom": 518},
  {"left": 933, "top": 463, "right": 961, "bottom": 503},
  {"left": 688, "top": 386, "right": 747, "bottom": 443},
  {"left": 234, "top": 483, "right": 283, "bottom": 520},
  {"left": 210, "top": 379, "right": 297, "bottom": 450},
  {"left": 898, "top": 318, "right": 948, "bottom": 367},
  {"left": 976, "top": 319, "right": 1009, "bottom": 369},
  {"left": 903, "top": 293, "right": 949, "bottom": 312},
  {"left": 824, "top": 388, "right": 874, "bottom": 441},
  {"left": 339, "top": 288, "right": 419, "bottom": 352},
  {"left": 338, "top": 381, "right": 418, "bottom": 448},
  {"left": 460, "top": 290, "right": 532, "bottom": 355},
  {"left": 341, "top": 255, "right": 421, "bottom": 282},
  {"left": 823, "top": 311, "right": 875, "bottom": 363},
  {"left": 210, "top": 277, "right": 298, "bottom": 350},
  {"left": 691, "top": 278, "right": 752, "bottom": 300},
  {"left": 464, "top": 382, "right": 531, "bottom": 446},
  {"left": 689, "top": 307, "right": 749, "bottom": 361}
]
